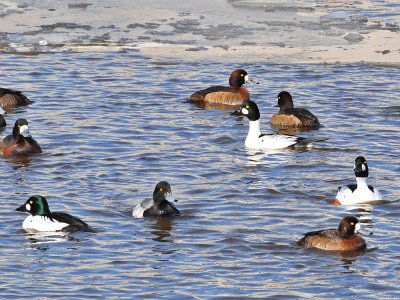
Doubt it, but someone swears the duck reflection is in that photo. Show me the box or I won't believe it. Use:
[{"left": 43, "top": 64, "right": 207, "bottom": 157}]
[
  {"left": 6, "top": 156, "right": 33, "bottom": 170},
  {"left": 150, "top": 217, "right": 175, "bottom": 243}
]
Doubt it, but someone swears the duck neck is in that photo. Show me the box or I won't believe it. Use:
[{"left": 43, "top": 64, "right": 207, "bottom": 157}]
[
  {"left": 247, "top": 120, "right": 261, "bottom": 139},
  {"left": 356, "top": 177, "right": 368, "bottom": 187}
]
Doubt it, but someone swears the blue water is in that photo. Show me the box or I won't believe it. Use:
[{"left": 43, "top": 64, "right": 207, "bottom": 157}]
[{"left": 0, "top": 51, "right": 399, "bottom": 298}]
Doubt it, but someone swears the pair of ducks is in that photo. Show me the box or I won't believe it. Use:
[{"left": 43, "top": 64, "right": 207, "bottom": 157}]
[
  {"left": 16, "top": 187, "right": 365, "bottom": 252},
  {"left": 0, "top": 88, "right": 42, "bottom": 156},
  {"left": 16, "top": 181, "right": 178, "bottom": 232}
]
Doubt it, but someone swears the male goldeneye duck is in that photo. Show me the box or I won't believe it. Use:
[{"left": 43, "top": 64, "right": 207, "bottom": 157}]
[
  {"left": 236, "top": 99, "right": 320, "bottom": 150},
  {"left": 16, "top": 195, "right": 94, "bottom": 233},
  {"left": 298, "top": 216, "right": 366, "bottom": 251},
  {"left": 333, "top": 156, "right": 383, "bottom": 205},
  {"left": 0, "top": 87, "right": 32, "bottom": 111},
  {"left": 132, "top": 181, "right": 180, "bottom": 218},
  {"left": 188, "top": 69, "right": 250, "bottom": 106},
  {"left": 270, "top": 91, "right": 320, "bottom": 129},
  {"left": 0, "top": 118, "right": 42, "bottom": 157}
]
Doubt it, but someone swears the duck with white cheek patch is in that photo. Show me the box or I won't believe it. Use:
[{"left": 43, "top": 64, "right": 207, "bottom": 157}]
[
  {"left": 333, "top": 156, "right": 383, "bottom": 205},
  {"left": 298, "top": 216, "right": 366, "bottom": 251},
  {"left": 0, "top": 118, "right": 42, "bottom": 156},
  {"left": 132, "top": 181, "right": 180, "bottom": 218},
  {"left": 16, "top": 195, "right": 94, "bottom": 233},
  {"left": 235, "top": 100, "right": 326, "bottom": 150}
]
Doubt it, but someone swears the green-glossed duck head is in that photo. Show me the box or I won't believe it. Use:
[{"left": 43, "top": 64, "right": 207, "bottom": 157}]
[{"left": 16, "top": 195, "right": 51, "bottom": 216}]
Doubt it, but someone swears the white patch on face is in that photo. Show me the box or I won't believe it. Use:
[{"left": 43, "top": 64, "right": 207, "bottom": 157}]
[
  {"left": 361, "top": 164, "right": 366, "bottom": 171},
  {"left": 20, "top": 125, "right": 31, "bottom": 137},
  {"left": 244, "top": 75, "right": 249, "bottom": 83},
  {"left": 165, "top": 192, "right": 175, "bottom": 202},
  {"left": 354, "top": 223, "right": 361, "bottom": 233},
  {"left": 241, "top": 107, "right": 249, "bottom": 115},
  {"left": 26, "top": 203, "right": 31, "bottom": 211}
]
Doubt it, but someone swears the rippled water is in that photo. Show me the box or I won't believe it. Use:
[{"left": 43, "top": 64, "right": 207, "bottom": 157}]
[
  {"left": 1, "top": 52, "right": 400, "bottom": 298},
  {"left": 1, "top": 0, "right": 400, "bottom": 298}
]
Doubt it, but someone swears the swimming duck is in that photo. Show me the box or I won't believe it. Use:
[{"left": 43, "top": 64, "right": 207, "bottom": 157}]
[
  {"left": 298, "top": 216, "right": 366, "bottom": 251},
  {"left": 0, "top": 115, "right": 5, "bottom": 128},
  {"left": 0, "top": 87, "right": 32, "bottom": 110},
  {"left": 188, "top": 69, "right": 250, "bottom": 105},
  {"left": 16, "top": 195, "right": 94, "bottom": 233},
  {"left": 270, "top": 91, "right": 320, "bottom": 129},
  {"left": 0, "top": 118, "right": 42, "bottom": 156},
  {"left": 236, "top": 99, "right": 321, "bottom": 150},
  {"left": 333, "top": 156, "right": 383, "bottom": 205},
  {"left": 132, "top": 181, "right": 180, "bottom": 218}
]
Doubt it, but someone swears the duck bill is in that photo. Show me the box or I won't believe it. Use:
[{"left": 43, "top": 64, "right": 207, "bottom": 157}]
[
  {"left": 16, "top": 204, "right": 27, "bottom": 212},
  {"left": 165, "top": 192, "right": 175, "bottom": 202},
  {"left": 354, "top": 163, "right": 366, "bottom": 174},
  {"left": 354, "top": 223, "right": 361, "bottom": 234},
  {"left": 19, "top": 125, "right": 31, "bottom": 138}
]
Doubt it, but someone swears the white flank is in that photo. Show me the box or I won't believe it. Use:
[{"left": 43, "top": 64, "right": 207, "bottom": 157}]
[
  {"left": 244, "top": 120, "right": 298, "bottom": 150},
  {"left": 336, "top": 177, "right": 383, "bottom": 205},
  {"left": 22, "top": 215, "right": 69, "bottom": 232},
  {"left": 132, "top": 198, "right": 153, "bottom": 218}
]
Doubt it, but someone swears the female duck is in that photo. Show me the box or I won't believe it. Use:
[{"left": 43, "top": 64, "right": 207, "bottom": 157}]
[
  {"left": 16, "top": 195, "right": 94, "bottom": 233},
  {"left": 0, "top": 87, "right": 32, "bottom": 110},
  {"left": 132, "top": 181, "right": 180, "bottom": 218},
  {"left": 0, "top": 118, "right": 42, "bottom": 156},
  {"left": 236, "top": 99, "right": 321, "bottom": 150},
  {"left": 333, "top": 156, "right": 383, "bottom": 205},
  {"left": 188, "top": 69, "right": 249, "bottom": 106},
  {"left": 298, "top": 216, "right": 366, "bottom": 251},
  {"left": 270, "top": 91, "right": 320, "bottom": 129}
]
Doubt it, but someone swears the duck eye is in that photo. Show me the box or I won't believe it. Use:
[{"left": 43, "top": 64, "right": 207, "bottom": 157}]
[
  {"left": 240, "top": 74, "right": 244, "bottom": 76},
  {"left": 29, "top": 200, "right": 33, "bottom": 204},
  {"left": 245, "top": 105, "right": 249, "bottom": 109},
  {"left": 350, "top": 222, "right": 354, "bottom": 226},
  {"left": 160, "top": 188, "right": 163, "bottom": 191}
]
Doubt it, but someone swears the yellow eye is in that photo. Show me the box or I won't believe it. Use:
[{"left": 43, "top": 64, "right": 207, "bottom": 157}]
[
  {"left": 240, "top": 74, "right": 244, "bottom": 76},
  {"left": 245, "top": 105, "right": 249, "bottom": 109},
  {"left": 351, "top": 222, "right": 354, "bottom": 226},
  {"left": 29, "top": 201, "right": 33, "bottom": 204},
  {"left": 160, "top": 188, "right": 163, "bottom": 191}
]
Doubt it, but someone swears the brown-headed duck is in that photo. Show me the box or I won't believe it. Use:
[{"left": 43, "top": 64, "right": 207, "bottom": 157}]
[
  {"left": 188, "top": 69, "right": 249, "bottom": 106},
  {"left": 270, "top": 91, "right": 320, "bottom": 129},
  {"left": 298, "top": 216, "right": 366, "bottom": 251}
]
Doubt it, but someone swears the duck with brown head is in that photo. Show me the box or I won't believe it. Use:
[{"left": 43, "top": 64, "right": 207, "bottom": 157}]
[
  {"left": 298, "top": 216, "right": 366, "bottom": 251},
  {"left": 270, "top": 91, "right": 320, "bottom": 129},
  {"left": 188, "top": 69, "right": 250, "bottom": 106}
]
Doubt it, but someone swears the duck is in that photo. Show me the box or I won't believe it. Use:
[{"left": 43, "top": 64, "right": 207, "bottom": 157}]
[
  {"left": 132, "top": 181, "right": 180, "bottom": 218},
  {"left": 0, "top": 115, "right": 5, "bottom": 128},
  {"left": 0, "top": 118, "right": 42, "bottom": 156},
  {"left": 0, "top": 87, "right": 32, "bottom": 110},
  {"left": 236, "top": 99, "right": 324, "bottom": 150},
  {"left": 332, "top": 156, "right": 383, "bottom": 205},
  {"left": 188, "top": 69, "right": 250, "bottom": 106},
  {"left": 298, "top": 216, "right": 366, "bottom": 251},
  {"left": 16, "top": 195, "right": 94, "bottom": 233},
  {"left": 270, "top": 91, "right": 320, "bottom": 129}
]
